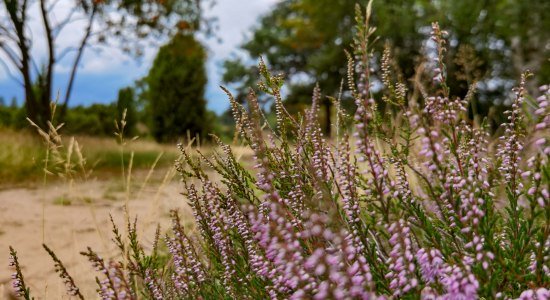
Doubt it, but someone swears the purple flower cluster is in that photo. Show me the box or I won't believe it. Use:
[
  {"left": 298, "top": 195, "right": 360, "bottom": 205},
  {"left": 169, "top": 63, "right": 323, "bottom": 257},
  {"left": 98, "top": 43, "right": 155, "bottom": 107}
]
[
  {"left": 424, "top": 96, "right": 467, "bottom": 125},
  {"left": 385, "top": 219, "right": 418, "bottom": 296},
  {"left": 248, "top": 204, "right": 379, "bottom": 299},
  {"left": 416, "top": 248, "right": 444, "bottom": 284},
  {"left": 197, "top": 181, "right": 237, "bottom": 296},
  {"left": 418, "top": 127, "right": 444, "bottom": 173},
  {"left": 534, "top": 85, "right": 549, "bottom": 135},
  {"left": 438, "top": 264, "right": 479, "bottom": 299},
  {"left": 8, "top": 248, "right": 27, "bottom": 299},
  {"left": 306, "top": 85, "right": 332, "bottom": 183},
  {"left": 337, "top": 139, "right": 362, "bottom": 231},
  {"left": 166, "top": 214, "right": 206, "bottom": 295},
  {"left": 529, "top": 236, "right": 550, "bottom": 278},
  {"left": 81, "top": 247, "right": 135, "bottom": 300},
  {"left": 145, "top": 269, "right": 164, "bottom": 300},
  {"left": 497, "top": 76, "right": 527, "bottom": 190},
  {"left": 518, "top": 287, "right": 550, "bottom": 300},
  {"left": 416, "top": 249, "right": 480, "bottom": 299},
  {"left": 249, "top": 201, "right": 308, "bottom": 296}
]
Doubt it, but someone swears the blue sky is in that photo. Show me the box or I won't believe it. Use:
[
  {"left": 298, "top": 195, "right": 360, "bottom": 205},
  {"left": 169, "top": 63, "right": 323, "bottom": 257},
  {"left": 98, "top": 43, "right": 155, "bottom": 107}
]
[{"left": 0, "top": 0, "right": 279, "bottom": 114}]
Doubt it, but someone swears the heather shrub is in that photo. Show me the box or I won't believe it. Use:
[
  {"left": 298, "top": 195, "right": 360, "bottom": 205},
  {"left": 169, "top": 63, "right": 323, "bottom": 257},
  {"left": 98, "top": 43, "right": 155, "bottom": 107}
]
[{"left": 8, "top": 3, "right": 549, "bottom": 300}]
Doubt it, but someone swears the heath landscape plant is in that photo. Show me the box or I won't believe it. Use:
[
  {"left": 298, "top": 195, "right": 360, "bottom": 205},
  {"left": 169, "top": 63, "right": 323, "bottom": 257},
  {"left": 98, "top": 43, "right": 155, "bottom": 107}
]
[{"left": 8, "top": 2, "right": 549, "bottom": 299}]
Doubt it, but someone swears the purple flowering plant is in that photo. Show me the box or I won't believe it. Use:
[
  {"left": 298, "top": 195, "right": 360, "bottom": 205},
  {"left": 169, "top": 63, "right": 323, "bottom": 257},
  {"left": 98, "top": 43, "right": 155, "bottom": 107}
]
[{"left": 8, "top": 2, "right": 549, "bottom": 299}]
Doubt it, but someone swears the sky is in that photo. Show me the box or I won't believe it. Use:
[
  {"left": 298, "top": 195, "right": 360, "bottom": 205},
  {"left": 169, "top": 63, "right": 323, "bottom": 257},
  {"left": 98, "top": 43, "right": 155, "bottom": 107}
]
[{"left": 0, "top": 0, "right": 279, "bottom": 114}]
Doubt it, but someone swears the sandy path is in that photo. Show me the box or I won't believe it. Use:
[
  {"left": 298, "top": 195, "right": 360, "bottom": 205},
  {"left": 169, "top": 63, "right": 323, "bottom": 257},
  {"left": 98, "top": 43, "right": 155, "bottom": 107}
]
[{"left": 0, "top": 172, "right": 192, "bottom": 299}]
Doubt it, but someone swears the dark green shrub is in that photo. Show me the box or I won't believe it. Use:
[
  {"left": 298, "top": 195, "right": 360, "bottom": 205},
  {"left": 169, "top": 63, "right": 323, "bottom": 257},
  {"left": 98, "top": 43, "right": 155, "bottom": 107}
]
[
  {"left": 116, "top": 87, "right": 138, "bottom": 136},
  {"left": 145, "top": 33, "right": 210, "bottom": 143}
]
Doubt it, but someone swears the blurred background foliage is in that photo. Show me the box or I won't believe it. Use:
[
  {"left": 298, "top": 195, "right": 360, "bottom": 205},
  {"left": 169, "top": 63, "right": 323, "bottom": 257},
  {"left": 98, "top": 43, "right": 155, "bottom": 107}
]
[
  {"left": 0, "top": 0, "right": 211, "bottom": 130},
  {"left": 0, "top": 0, "right": 548, "bottom": 141},
  {"left": 223, "top": 0, "right": 549, "bottom": 133},
  {"left": 143, "top": 33, "right": 211, "bottom": 143}
]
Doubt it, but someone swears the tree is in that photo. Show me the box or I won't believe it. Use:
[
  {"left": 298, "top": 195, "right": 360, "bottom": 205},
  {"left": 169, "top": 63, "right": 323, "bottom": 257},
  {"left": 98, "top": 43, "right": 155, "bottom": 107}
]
[
  {"left": 223, "top": 0, "right": 426, "bottom": 135},
  {"left": 0, "top": 0, "right": 211, "bottom": 129},
  {"left": 145, "top": 33, "right": 210, "bottom": 143},
  {"left": 116, "top": 87, "right": 137, "bottom": 136},
  {"left": 224, "top": 0, "right": 549, "bottom": 131}
]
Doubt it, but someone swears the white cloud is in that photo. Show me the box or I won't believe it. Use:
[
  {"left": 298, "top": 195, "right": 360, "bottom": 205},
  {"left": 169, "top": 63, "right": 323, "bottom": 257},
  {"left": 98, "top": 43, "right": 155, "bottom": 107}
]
[
  {"left": 200, "top": 0, "right": 281, "bottom": 112},
  {"left": 0, "top": 0, "right": 280, "bottom": 110},
  {"left": 202, "top": 0, "right": 279, "bottom": 56}
]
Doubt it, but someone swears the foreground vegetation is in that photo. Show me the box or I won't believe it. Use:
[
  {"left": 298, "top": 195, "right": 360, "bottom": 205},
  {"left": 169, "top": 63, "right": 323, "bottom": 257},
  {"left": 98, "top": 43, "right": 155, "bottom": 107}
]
[
  {"left": 0, "top": 127, "right": 179, "bottom": 187},
  {"left": 7, "top": 4, "right": 549, "bottom": 300}
]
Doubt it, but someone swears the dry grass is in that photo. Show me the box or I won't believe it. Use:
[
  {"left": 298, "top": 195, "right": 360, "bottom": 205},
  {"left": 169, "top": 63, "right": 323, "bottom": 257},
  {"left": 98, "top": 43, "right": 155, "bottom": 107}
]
[
  {"left": 0, "top": 127, "right": 181, "bottom": 188},
  {"left": 0, "top": 126, "right": 255, "bottom": 188},
  {"left": 0, "top": 128, "right": 43, "bottom": 185}
]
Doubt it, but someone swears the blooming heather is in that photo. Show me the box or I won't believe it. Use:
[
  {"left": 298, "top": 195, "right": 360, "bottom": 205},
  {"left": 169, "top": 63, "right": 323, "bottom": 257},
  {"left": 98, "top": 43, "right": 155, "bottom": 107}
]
[{"left": 9, "top": 2, "right": 549, "bottom": 299}]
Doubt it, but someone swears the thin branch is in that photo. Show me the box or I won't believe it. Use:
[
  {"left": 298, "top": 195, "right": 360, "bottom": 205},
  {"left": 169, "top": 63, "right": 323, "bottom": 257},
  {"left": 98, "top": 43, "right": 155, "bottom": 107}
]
[
  {"left": 0, "top": 42, "right": 22, "bottom": 70},
  {"left": 0, "top": 58, "right": 24, "bottom": 86},
  {"left": 0, "top": 24, "right": 19, "bottom": 42},
  {"left": 60, "top": 5, "right": 97, "bottom": 117},
  {"left": 52, "top": 7, "right": 80, "bottom": 38},
  {"left": 56, "top": 46, "right": 78, "bottom": 62},
  {"left": 30, "top": 55, "right": 40, "bottom": 76},
  {"left": 21, "top": 0, "right": 29, "bottom": 22},
  {"left": 47, "top": 0, "right": 63, "bottom": 13},
  {"left": 40, "top": 0, "right": 55, "bottom": 106}
]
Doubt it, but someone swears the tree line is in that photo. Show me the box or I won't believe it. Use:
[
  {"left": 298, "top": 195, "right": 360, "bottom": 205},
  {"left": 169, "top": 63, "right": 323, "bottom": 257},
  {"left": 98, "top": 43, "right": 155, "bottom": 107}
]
[
  {"left": 1, "top": 0, "right": 548, "bottom": 141},
  {"left": 223, "top": 0, "right": 549, "bottom": 134}
]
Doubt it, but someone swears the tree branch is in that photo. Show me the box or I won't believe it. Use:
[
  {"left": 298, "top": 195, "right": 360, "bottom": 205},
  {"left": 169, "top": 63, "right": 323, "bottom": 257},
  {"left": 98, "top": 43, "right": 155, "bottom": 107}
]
[
  {"left": 40, "top": 0, "right": 55, "bottom": 106},
  {"left": 0, "top": 42, "right": 22, "bottom": 70},
  {"left": 0, "top": 24, "right": 19, "bottom": 42},
  {"left": 0, "top": 57, "right": 23, "bottom": 86},
  {"left": 47, "top": 0, "right": 63, "bottom": 13},
  {"left": 56, "top": 46, "right": 78, "bottom": 62},
  {"left": 52, "top": 7, "right": 80, "bottom": 38},
  {"left": 3, "top": 0, "right": 43, "bottom": 125},
  {"left": 30, "top": 55, "right": 40, "bottom": 76},
  {"left": 60, "top": 4, "right": 97, "bottom": 118}
]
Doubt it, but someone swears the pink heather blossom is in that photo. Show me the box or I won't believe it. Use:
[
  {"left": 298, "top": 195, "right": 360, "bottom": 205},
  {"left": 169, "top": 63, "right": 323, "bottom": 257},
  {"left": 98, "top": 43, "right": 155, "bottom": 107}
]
[
  {"left": 416, "top": 248, "right": 444, "bottom": 284},
  {"left": 518, "top": 288, "right": 549, "bottom": 300}
]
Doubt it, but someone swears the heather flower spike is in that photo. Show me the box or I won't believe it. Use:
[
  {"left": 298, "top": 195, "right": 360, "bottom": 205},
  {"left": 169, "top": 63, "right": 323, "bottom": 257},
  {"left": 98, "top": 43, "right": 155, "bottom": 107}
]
[
  {"left": 43, "top": 244, "right": 84, "bottom": 299},
  {"left": 9, "top": 246, "right": 33, "bottom": 300}
]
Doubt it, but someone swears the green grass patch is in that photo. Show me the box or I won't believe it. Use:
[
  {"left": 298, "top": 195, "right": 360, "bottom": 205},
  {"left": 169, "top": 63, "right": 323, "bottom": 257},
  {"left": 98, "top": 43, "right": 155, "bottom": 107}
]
[
  {"left": 88, "top": 150, "right": 178, "bottom": 170},
  {"left": 0, "top": 127, "right": 181, "bottom": 187},
  {"left": 53, "top": 195, "right": 72, "bottom": 206}
]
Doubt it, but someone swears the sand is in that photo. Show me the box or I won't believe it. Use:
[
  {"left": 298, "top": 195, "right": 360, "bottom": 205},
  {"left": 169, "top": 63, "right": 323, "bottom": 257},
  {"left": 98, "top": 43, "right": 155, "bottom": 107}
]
[{"left": 0, "top": 170, "right": 192, "bottom": 299}]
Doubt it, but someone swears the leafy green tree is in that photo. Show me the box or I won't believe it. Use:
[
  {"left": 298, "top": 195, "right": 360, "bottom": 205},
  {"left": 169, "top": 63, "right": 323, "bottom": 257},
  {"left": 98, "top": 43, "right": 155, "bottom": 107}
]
[
  {"left": 145, "top": 33, "right": 210, "bottom": 143},
  {"left": 116, "top": 87, "right": 137, "bottom": 136},
  {"left": 65, "top": 104, "right": 116, "bottom": 136},
  {"left": 0, "top": 0, "right": 211, "bottom": 129},
  {"left": 224, "top": 0, "right": 549, "bottom": 131}
]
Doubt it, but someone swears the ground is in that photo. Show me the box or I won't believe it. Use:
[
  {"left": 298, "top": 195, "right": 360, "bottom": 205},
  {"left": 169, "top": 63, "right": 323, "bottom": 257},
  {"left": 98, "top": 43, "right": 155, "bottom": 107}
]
[{"left": 0, "top": 169, "right": 191, "bottom": 299}]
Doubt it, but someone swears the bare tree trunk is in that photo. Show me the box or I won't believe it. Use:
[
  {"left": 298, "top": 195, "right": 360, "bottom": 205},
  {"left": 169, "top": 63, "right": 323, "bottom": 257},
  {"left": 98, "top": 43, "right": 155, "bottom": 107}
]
[
  {"left": 3, "top": 0, "right": 51, "bottom": 128},
  {"left": 39, "top": 0, "right": 55, "bottom": 121}
]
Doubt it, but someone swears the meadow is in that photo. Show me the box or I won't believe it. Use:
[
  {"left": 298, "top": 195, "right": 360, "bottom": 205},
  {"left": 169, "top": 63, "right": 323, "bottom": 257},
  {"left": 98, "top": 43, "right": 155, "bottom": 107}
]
[
  {"left": 0, "top": 127, "right": 180, "bottom": 188},
  {"left": 2, "top": 3, "right": 549, "bottom": 300}
]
